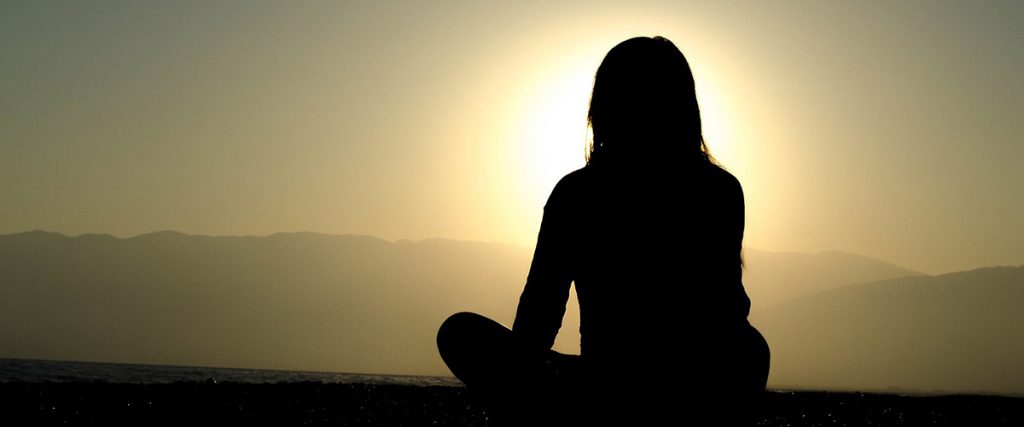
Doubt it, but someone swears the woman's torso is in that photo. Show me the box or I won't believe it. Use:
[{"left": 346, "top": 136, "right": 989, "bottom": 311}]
[{"left": 556, "top": 162, "right": 751, "bottom": 371}]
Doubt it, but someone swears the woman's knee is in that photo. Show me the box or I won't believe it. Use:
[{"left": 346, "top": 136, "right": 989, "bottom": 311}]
[
  {"left": 437, "top": 312, "right": 503, "bottom": 360},
  {"left": 746, "top": 324, "right": 770, "bottom": 389},
  {"left": 438, "top": 312, "right": 473, "bottom": 352}
]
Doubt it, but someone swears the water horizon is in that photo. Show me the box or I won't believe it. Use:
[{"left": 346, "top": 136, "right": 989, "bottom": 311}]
[{"left": 0, "top": 357, "right": 461, "bottom": 387}]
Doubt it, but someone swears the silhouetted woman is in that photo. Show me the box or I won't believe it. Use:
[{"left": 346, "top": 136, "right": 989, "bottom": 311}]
[{"left": 437, "top": 36, "right": 769, "bottom": 426}]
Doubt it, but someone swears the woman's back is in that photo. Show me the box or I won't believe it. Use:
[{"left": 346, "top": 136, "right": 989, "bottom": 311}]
[{"left": 513, "top": 161, "right": 752, "bottom": 376}]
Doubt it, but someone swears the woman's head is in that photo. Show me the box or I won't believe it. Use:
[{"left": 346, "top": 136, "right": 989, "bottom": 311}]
[{"left": 586, "top": 36, "right": 713, "bottom": 168}]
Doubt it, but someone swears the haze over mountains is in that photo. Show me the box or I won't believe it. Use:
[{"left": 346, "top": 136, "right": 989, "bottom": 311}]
[
  {"left": 741, "top": 248, "right": 925, "bottom": 309},
  {"left": 751, "top": 266, "right": 1024, "bottom": 395},
  {"left": 1, "top": 231, "right": 1021, "bottom": 395}
]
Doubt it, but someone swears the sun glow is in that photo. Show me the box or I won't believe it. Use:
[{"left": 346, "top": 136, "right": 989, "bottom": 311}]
[
  {"left": 692, "top": 65, "right": 742, "bottom": 172},
  {"left": 515, "top": 56, "right": 742, "bottom": 200},
  {"left": 500, "top": 33, "right": 752, "bottom": 251},
  {"left": 515, "top": 58, "right": 597, "bottom": 210}
]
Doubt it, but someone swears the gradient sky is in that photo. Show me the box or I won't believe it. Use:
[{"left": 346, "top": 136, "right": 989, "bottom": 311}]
[{"left": 2, "top": 1, "right": 1021, "bottom": 274}]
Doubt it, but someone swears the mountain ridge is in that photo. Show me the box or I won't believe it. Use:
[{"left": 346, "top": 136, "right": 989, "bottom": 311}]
[
  {"left": 2, "top": 230, "right": 1020, "bottom": 394},
  {"left": 750, "top": 265, "right": 1024, "bottom": 395}
]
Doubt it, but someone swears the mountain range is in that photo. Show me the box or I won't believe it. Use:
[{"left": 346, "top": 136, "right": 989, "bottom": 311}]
[{"left": 1, "top": 231, "right": 1020, "bottom": 395}]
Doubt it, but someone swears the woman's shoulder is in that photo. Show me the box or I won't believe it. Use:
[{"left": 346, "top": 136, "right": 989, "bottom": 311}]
[
  {"left": 548, "top": 162, "right": 743, "bottom": 200},
  {"left": 700, "top": 163, "right": 742, "bottom": 196},
  {"left": 545, "top": 167, "right": 590, "bottom": 209},
  {"left": 703, "top": 165, "right": 745, "bottom": 222},
  {"left": 560, "top": 166, "right": 591, "bottom": 188}
]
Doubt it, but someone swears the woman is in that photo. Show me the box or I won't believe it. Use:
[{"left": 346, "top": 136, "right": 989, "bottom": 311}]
[{"left": 437, "top": 36, "right": 769, "bottom": 426}]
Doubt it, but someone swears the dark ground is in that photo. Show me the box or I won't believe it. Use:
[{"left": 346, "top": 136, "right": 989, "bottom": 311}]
[{"left": 1, "top": 382, "right": 1021, "bottom": 426}]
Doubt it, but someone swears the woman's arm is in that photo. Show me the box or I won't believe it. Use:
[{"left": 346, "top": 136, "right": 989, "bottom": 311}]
[
  {"left": 511, "top": 174, "right": 576, "bottom": 351},
  {"left": 724, "top": 170, "right": 751, "bottom": 317}
]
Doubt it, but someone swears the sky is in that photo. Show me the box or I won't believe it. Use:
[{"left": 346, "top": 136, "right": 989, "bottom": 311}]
[{"left": 2, "top": 0, "right": 1021, "bottom": 275}]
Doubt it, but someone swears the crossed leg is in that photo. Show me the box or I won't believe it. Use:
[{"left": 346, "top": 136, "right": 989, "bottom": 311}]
[{"left": 436, "top": 312, "right": 587, "bottom": 426}]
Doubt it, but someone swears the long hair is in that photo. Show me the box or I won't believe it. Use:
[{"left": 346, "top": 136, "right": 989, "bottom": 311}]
[{"left": 585, "top": 36, "right": 716, "bottom": 168}]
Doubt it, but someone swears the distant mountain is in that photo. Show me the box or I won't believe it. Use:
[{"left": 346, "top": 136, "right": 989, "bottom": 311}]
[
  {"left": 750, "top": 266, "right": 1024, "bottom": 395},
  {"left": 0, "top": 231, "right": 532, "bottom": 376},
  {"left": 742, "top": 248, "right": 924, "bottom": 309},
  {"left": 3, "top": 231, "right": 1014, "bottom": 394}
]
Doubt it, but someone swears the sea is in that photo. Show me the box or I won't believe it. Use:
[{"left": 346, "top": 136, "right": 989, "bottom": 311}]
[{"left": 0, "top": 358, "right": 462, "bottom": 387}]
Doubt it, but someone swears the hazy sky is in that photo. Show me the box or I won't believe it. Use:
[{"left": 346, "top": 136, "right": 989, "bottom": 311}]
[{"left": 2, "top": 1, "right": 1021, "bottom": 274}]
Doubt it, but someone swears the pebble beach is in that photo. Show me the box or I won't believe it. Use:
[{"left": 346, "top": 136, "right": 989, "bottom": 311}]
[{"left": 2, "top": 381, "right": 1022, "bottom": 426}]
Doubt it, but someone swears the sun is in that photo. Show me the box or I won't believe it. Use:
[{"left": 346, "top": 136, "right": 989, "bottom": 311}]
[
  {"left": 516, "top": 64, "right": 738, "bottom": 195},
  {"left": 506, "top": 40, "right": 744, "bottom": 249}
]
